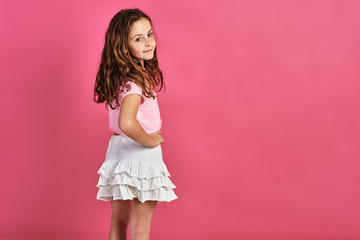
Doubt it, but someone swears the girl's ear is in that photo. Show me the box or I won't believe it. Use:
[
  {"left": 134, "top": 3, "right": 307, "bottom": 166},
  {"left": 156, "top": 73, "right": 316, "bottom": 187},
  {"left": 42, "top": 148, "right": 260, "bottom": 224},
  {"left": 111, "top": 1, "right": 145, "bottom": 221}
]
[{"left": 123, "top": 46, "right": 128, "bottom": 53}]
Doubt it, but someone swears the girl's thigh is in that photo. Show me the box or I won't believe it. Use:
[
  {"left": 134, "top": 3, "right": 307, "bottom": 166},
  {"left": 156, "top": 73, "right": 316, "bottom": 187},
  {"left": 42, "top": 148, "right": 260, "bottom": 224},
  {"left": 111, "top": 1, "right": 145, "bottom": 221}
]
[
  {"left": 111, "top": 199, "right": 132, "bottom": 223},
  {"left": 129, "top": 198, "right": 157, "bottom": 232}
]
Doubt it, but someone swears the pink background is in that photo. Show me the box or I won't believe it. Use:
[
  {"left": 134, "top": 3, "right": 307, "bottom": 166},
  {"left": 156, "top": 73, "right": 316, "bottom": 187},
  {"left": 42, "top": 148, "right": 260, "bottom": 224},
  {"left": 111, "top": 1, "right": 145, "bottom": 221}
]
[{"left": 1, "top": 0, "right": 360, "bottom": 239}]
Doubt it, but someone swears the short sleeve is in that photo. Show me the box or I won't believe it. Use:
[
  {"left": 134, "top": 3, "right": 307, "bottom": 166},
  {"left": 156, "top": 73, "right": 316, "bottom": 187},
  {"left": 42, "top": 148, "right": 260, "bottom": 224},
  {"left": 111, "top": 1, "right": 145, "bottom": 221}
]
[{"left": 120, "top": 81, "right": 143, "bottom": 99}]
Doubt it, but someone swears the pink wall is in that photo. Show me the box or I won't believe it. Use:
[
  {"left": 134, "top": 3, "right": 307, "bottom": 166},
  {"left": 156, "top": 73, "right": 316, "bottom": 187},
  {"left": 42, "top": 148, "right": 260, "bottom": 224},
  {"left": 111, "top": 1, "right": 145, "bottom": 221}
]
[{"left": 1, "top": 0, "right": 360, "bottom": 239}]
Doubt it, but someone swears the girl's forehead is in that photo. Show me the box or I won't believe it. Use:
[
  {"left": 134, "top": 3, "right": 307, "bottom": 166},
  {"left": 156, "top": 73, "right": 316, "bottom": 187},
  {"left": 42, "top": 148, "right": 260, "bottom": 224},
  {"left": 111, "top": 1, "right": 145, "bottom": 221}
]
[{"left": 129, "top": 18, "right": 152, "bottom": 36}]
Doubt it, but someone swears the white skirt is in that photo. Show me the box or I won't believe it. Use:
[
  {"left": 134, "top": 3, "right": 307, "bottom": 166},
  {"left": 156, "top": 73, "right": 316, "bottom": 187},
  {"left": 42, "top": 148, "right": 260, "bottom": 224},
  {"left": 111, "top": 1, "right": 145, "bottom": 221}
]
[{"left": 96, "top": 134, "right": 178, "bottom": 203}]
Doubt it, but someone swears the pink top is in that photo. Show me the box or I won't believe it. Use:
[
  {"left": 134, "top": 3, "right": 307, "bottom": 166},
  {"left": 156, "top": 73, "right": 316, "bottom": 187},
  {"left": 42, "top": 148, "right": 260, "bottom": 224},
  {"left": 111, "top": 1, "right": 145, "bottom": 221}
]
[{"left": 109, "top": 81, "right": 162, "bottom": 135}]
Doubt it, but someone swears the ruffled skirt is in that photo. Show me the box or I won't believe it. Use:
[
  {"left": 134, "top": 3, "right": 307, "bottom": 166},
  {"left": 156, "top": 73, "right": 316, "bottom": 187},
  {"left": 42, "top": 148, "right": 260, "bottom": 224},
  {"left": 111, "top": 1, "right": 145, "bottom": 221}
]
[{"left": 96, "top": 134, "right": 178, "bottom": 203}]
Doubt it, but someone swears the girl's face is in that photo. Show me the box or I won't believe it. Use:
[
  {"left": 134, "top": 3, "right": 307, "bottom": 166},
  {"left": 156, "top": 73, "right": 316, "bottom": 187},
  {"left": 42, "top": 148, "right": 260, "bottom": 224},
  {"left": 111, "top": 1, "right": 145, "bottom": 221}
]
[{"left": 127, "top": 18, "right": 156, "bottom": 68}]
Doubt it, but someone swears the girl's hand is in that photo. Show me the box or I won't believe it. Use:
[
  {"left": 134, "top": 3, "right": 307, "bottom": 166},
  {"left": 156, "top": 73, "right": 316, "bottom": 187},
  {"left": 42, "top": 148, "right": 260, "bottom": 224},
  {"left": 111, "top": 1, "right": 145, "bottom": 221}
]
[{"left": 149, "top": 130, "right": 164, "bottom": 148}]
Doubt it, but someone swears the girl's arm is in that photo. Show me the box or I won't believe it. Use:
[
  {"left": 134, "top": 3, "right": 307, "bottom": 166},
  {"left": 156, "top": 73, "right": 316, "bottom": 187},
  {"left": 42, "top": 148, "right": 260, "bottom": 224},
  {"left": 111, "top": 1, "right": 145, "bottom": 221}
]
[{"left": 118, "top": 94, "right": 164, "bottom": 148}]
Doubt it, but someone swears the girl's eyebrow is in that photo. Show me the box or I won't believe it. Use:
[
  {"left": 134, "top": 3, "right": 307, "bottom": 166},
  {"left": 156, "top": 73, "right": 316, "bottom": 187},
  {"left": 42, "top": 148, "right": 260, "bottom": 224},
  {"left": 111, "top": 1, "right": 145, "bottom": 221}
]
[{"left": 131, "top": 29, "right": 152, "bottom": 39}]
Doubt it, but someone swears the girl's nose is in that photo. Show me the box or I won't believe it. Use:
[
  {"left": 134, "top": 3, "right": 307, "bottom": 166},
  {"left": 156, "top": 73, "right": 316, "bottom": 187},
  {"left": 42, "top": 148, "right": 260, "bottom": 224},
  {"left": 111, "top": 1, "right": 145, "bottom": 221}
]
[{"left": 145, "top": 37, "right": 151, "bottom": 46}]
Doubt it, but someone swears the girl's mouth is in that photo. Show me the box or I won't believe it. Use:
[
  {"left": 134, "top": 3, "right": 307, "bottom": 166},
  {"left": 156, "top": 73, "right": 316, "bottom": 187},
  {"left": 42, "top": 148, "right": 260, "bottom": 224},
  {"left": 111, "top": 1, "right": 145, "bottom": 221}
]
[{"left": 144, "top": 49, "right": 153, "bottom": 53}]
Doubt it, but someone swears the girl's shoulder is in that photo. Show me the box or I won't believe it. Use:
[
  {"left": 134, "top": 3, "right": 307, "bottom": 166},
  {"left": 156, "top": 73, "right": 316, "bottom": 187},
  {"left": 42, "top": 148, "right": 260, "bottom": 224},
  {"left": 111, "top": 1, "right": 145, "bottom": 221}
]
[
  {"left": 120, "top": 80, "right": 144, "bottom": 99},
  {"left": 122, "top": 80, "right": 141, "bottom": 89}
]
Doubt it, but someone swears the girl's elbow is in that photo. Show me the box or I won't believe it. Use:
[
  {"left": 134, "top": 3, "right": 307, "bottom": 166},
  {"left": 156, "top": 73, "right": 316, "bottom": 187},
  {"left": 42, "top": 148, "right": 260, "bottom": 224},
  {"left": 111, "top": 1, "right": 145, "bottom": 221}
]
[{"left": 118, "top": 119, "right": 133, "bottom": 133}]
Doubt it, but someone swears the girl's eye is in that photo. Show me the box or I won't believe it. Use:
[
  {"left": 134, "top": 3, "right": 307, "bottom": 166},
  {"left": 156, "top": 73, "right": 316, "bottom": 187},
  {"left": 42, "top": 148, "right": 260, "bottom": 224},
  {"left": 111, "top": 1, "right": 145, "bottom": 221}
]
[{"left": 135, "top": 33, "right": 152, "bottom": 42}]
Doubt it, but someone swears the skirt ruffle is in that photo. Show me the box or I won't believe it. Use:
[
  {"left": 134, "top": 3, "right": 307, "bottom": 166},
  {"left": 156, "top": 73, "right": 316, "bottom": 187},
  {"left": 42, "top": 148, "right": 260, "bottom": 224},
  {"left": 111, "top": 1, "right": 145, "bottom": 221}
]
[{"left": 96, "top": 135, "right": 178, "bottom": 203}]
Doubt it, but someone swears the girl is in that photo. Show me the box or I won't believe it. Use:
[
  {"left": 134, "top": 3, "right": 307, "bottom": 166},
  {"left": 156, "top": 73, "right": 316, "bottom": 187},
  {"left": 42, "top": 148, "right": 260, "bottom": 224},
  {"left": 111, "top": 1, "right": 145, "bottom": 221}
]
[{"left": 93, "top": 8, "right": 178, "bottom": 240}]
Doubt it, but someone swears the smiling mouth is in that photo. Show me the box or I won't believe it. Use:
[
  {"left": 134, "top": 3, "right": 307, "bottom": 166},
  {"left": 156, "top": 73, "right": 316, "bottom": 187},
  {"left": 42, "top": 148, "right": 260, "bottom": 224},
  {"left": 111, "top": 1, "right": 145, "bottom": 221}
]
[{"left": 144, "top": 49, "right": 153, "bottom": 53}]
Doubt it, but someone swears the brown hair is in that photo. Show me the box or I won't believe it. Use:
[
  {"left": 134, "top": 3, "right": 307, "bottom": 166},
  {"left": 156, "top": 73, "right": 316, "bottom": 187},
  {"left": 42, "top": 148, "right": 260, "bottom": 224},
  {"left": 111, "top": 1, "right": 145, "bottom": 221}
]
[{"left": 93, "top": 8, "right": 164, "bottom": 110}]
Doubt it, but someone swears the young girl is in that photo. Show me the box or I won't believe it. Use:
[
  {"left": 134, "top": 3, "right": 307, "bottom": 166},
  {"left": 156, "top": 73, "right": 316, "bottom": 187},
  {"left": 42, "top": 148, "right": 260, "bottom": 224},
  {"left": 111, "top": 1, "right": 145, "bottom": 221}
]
[{"left": 93, "top": 8, "right": 178, "bottom": 240}]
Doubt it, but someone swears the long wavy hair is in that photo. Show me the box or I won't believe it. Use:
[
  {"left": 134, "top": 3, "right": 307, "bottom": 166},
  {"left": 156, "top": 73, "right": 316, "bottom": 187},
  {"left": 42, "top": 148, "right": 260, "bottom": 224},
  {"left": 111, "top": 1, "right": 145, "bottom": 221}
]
[{"left": 93, "top": 8, "right": 164, "bottom": 110}]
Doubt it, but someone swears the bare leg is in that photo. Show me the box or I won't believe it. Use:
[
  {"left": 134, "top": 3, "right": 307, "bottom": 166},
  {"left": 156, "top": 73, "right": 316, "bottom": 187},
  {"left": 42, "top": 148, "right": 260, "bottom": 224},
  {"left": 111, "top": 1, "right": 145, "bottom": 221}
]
[
  {"left": 129, "top": 198, "right": 157, "bottom": 240},
  {"left": 109, "top": 199, "right": 132, "bottom": 240}
]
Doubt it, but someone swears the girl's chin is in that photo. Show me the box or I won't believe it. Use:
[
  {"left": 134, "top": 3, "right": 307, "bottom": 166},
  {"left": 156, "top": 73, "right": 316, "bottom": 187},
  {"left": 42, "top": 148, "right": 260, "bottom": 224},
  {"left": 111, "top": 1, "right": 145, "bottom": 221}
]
[{"left": 144, "top": 56, "right": 154, "bottom": 60}]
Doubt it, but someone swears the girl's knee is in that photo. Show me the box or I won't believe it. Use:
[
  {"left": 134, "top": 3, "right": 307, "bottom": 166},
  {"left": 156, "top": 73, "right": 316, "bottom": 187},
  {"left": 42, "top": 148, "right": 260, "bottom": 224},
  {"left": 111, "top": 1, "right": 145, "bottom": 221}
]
[{"left": 111, "top": 214, "right": 130, "bottom": 227}]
